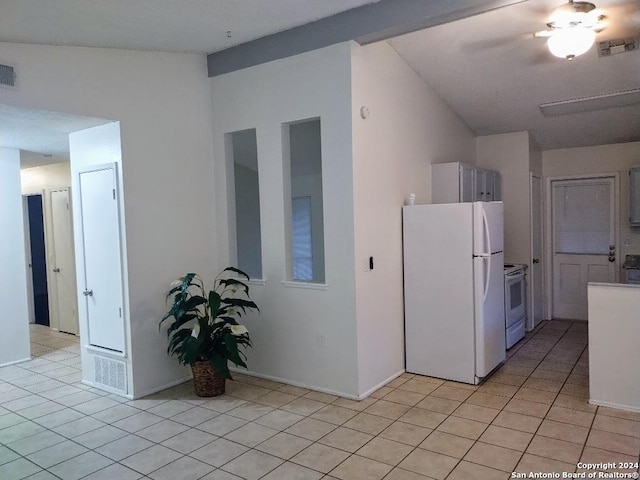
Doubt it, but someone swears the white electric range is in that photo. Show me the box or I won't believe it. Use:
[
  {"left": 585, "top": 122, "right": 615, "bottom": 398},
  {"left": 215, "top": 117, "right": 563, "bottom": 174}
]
[{"left": 504, "top": 263, "right": 526, "bottom": 349}]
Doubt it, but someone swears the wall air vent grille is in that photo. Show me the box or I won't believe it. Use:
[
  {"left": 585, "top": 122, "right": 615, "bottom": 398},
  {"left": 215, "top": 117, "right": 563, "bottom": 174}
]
[
  {"left": 597, "top": 37, "right": 639, "bottom": 57},
  {"left": 94, "top": 356, "right": 127, "bottom": 394},
  {"left": 0, "top": 64, "right": 16, "bottom": 88}
]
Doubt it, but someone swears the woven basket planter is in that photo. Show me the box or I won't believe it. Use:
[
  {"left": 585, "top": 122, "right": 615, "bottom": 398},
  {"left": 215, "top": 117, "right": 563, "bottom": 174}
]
[{"left": 191, "top": 361, "right": 226, "bottom": 397}]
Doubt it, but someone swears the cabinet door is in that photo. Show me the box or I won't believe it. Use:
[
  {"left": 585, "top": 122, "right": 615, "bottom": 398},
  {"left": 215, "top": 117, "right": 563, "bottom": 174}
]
[
  {"left": 474, "top": 169, "right": 486, "bottom": 201},
  {"left": 460, "top": 165, "right": 475, "bottom": 202},
  {"left": 485, "top": 172, "right": 495, "bottom": 201},
  {"left": 432, "top": 162, "right": 463, "bottom": 204},
  {"left": 493, "top": 172, "right": 502, "bottom": 201},
  {"left": 631, "top": 167, "right": 640, "bottom": 226}
]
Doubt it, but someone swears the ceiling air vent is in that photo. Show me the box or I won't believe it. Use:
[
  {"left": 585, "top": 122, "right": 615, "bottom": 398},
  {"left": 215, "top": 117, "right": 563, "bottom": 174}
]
[
  {"left": 0, "top": 64, "right": 17, "bottom": 88},
  {"left": 597, "top": 37, "right": 639, "bottom": 57}
]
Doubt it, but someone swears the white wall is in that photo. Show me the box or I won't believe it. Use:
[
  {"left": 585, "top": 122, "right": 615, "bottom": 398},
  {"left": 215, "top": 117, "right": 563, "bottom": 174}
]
[
  {"left": 21, "top": 161, "right": 74, "bottom": 332},
  {"left": 588, "top": 283, "right": 640, "bottom": 412},
  {"left": 21, "top": 162, "right": 71, "bottom": 192},
  {"left": 0, "top": 148, "right": 31, "bottom": 366},
  {"left": 543, "top": 142, "right": 640, "bottom": 261},
  {"left": 211, "top": 42, "right": 359, "bottom": 396},
  {"left": 69, "top": 122, "right": 135, "bottom": 393},
  {"left": 0, "top": 42, "right": 216, "bottom": 398},
  {"left": 477, "top": 132, "right": 531, "bottom": 265},
  {"left": 351, "top": 41, "right": 477, "bottom": 395}
]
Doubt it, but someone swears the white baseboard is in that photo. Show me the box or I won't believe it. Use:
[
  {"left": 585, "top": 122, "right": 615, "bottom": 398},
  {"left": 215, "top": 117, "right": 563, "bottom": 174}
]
[
  {"left": 230, "top": 367, "right": 406, "bottom": 400},
  {"left": 131, "top": 375, "right": 193, "bottom": 400},
  {"left": 589, "top": 398, "right": 640, "bottom": 413},
  {"left": 0, "top": 357, "right": 32, "bottom": 368},
  {"left": 81, "top": 375, "right": 192, "bottom": 401},
  {"left": 357, "top": 369, "right": 405, "bottom": 399}
]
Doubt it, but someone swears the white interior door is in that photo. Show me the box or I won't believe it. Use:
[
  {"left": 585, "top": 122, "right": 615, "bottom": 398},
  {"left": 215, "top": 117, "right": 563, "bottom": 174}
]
[
  {"left": 51, "top": 188, "right": 79, "bottom": 335},
  {"left": 552, "top": 177, "right": 617, "bottom": 320},
  {"left": 78, "top": 165, "right": 125, "bottom": 353},
  {"left": 530, "top": 175, "right": 543, "bottom": 330}
]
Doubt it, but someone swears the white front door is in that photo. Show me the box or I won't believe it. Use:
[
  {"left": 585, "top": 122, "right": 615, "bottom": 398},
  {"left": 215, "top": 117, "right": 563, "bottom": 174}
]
[
  {"left": 78, "top": 165, "right": 125, "bottom": 353},
  {"left": 530, "top": 175, "right": 543, "bottom": 330},
  {"left": 51, "top": 188, "right": 79, "bottom": 335},
  {"left": 551, "top": 177, "right": 618, "bottom": 320}
]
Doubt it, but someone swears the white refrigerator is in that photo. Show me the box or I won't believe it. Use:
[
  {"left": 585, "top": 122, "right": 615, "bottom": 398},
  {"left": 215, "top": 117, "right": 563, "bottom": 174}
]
[{"left": 403, "top": 201, "right": 505, "bottom": 385}]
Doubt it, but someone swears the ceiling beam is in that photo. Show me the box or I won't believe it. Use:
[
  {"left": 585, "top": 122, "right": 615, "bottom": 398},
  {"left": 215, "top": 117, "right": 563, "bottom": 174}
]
[{"left": 207, "top": 0, "right": 528, "bottom": 77}]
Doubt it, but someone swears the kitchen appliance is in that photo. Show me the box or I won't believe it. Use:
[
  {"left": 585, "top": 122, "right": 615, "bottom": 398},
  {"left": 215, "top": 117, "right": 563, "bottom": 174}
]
[
  {"left": 622, "top": 254, "right": 640, "bottom": 284},
  {"left": 403, "top": 201, "right": 506, "bottom": 385},
  {"left": 504, "top": 264, "right": 527, "bottom": 349}
]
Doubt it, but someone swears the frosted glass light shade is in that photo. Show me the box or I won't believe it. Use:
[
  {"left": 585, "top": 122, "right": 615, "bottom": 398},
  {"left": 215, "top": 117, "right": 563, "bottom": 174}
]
[{"left": 548, "top": 28, "right": 596, "bottom": 59}]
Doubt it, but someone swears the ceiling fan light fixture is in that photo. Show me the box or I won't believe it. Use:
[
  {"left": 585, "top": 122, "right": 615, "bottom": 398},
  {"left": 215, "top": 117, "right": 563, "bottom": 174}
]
[
  {"left": 548, "top": 27, "right": 596, "bottom": 59},
  {"left": 548, "top": 1, "right": 598, "bottom": 28}
]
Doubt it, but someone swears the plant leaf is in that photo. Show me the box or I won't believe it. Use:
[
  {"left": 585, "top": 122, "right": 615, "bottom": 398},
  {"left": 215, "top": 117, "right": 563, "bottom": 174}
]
[
  {"left": 221, "top": 266, "right": 250, "bottom": 281},
  {"left": 221, "top": 298, "right": 259, "bottom": 314},
  {"left": 208, "top": 290, "right": 221, "bottom": 317},
  {"left": 209, "top": 354, "right": 232, "bottom": 380},
  {"left": 224, "top": 332, "right": 246, "bottom": 368},
  {"left": 218, "top": 278, "right": 249, "bottom": 295}
]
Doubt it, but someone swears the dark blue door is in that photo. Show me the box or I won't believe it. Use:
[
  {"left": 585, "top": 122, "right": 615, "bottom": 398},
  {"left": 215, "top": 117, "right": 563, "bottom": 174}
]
[{"left": 27, "top": 195, "right": 50, "bottom": 326}]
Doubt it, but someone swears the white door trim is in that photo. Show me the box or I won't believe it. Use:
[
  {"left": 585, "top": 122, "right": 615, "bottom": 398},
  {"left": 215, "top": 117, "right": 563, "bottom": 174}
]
[
  {"left": 544, "top": 172, "right": 620, "bottom": 319},
  {"left": 76, "top": 162, "right": 127, "bottom": 358},
  {"left": 529, "top": 173, "right": 542, "bottom": 328}
]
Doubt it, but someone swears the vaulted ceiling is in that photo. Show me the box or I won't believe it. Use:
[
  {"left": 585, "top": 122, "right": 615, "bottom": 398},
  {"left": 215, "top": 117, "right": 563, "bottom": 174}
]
[{"left": 1, "top": 0, "right": 638, "bottom": 162}]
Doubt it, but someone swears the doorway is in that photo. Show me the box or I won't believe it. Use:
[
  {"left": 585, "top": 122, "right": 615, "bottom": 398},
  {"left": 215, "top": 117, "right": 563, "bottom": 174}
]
[
  {"left": 549, "top": 175, "right": 619, "bottom": 320},
  {"left": 50, "top": 187, "right": 79, "bottom": 335},
  {"left": 25, "top": 193, "right": 50, "bottom": 326},
  {"left": 529, "top": 174, "right": 543, "bottom": 329}
]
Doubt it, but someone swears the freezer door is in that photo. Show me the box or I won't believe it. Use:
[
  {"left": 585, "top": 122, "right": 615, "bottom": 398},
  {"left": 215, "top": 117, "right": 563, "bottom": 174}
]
[
  {"left": 473, "top": 202, "right": 504, "bottom": 255},
  {"left": 474, "top": 251, "right": 506, "bottom": 379}
]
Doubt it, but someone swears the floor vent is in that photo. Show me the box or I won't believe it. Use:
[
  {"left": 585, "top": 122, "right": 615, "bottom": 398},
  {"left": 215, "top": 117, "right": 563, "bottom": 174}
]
[
  {"left": 0, "top": 64, "right": 17, "bottom": 88},
  {"left": 94, "top": 356, "right": 127, "bottom": 394}
]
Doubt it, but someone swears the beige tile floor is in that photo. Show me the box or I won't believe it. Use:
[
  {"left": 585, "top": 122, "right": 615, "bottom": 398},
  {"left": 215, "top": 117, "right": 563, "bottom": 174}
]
[{"left": 1, "top": 321, "right": 639, "bottom": 480}]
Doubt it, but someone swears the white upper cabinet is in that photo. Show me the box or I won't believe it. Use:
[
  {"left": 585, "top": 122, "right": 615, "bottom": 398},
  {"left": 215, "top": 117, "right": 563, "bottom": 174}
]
[
  {"left": 432, "top": 162, "right": 501, "bottom": 204},
  {"left": 630, "top": 167, "right": 640, "bottom": 226},
  {"left": 461, "top": 164, "right": 475, "bottom": 202}
]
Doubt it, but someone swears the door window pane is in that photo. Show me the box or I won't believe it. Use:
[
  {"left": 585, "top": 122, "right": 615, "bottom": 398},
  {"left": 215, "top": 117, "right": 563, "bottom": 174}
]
[{"left": 553, "top": 181, "right": 611, "bottom": 254}]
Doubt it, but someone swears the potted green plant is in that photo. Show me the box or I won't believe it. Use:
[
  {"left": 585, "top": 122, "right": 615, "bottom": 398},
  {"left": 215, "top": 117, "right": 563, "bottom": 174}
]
[{"left": 160, "top": 267, "right": 258, "bottom": 396}]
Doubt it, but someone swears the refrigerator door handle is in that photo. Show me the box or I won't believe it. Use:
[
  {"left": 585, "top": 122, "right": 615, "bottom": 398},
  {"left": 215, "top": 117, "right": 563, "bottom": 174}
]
[
  {"left": 483, "top": 256, "right": 491, "bottom": 302},
  {"left": 482, "top": 207, "right": 491, "bottom": 256}
]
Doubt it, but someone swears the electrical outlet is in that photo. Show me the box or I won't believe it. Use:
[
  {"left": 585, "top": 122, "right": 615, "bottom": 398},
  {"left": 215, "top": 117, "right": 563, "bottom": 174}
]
[{"left": 317, "top": 334, "right": 326, "bottom": 346}]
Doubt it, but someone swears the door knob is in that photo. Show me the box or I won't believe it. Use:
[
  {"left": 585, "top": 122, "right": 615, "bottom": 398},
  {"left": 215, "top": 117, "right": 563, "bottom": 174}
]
[
  {"left": 53, "top": 267, "right": 60, "bottom": 273},
  {"left": 608, "top": 256, "right": 615, "bottom": 263},
  {"left": 533, "top": 258, "right": 540, "bottom": 264},
  {"left": 83, "top": 289, "right": 93, "bottom": 297},
  {"left": 609, "top": 245, "right": 616, "bottom": 251}
]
